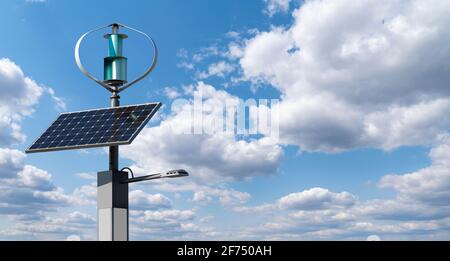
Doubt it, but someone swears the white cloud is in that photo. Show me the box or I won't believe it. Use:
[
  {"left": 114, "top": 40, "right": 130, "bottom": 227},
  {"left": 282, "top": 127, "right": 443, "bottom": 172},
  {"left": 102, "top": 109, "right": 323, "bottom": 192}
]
[
  {"left": 0, "top": 58, "right": 72, "bottom": 237},
  {"left": 226, "top": 31, "right": 240, "bottom": 39},
  {"left": 72, "top": 183, "right": 176, "bottom": 210},
  {"left": 72, "top": 183, "right": 96, "bottom": 205},
  {"left": 150, "top": 180, "right": 250, "bottom": 207},
  {"left": 264, "top": 0, "right": 292, "bottom": 17},
  {"left": 129, "top": 190, "right": 172, "bottom": 210},
  {"left": 278, "top": 188, "right": 357, "bottom": 210},
  {"left": 0, "top": 211, "right": 95, "bottom": 240},
  {"left": 177, "top": 61, "right": 195, "bottom": 70},
  {"left": 239, "top": 0, "right": 450, "bottom": 152},
  {"left": 231, "top": 191, "right": 362, "bottom": 240},
  {"left": 197, "top": 61, "right": 235, "bottom": 79},
  {"left": 233, "top": 201, "right": 450, "bottom": 240},
  {"left": 17, "top": 165, "right": 54, "bottom": 190},
  {"left": 162, "top": 86, "right": 181, "bottom": 99},
  {"left": 192, "top": 191, "right": 213, "bottom": 204},
  {"left": 355, "top": 198, "right": 449, "bottom": 221},
  {"left": 76, "top": 172, "right": 96, "bottom": 180},
  {"left": 231, "top": 153, "right": 450, "bottom": 239},
  {"left": 66, "top": 235, "right": 81, "bottom": 241},
  {"left": 233, "top": 203, "right": 275, "bottom": 214},
  {"left": 227, "top": 42, "right": 245, "bottom": 60},
  {"left": 122, "top": 82, "right": 283, "bottom": 183},
  {"left": 234, "top": 187, "right": 357, "bottom": 213},
  {"left": 378, "top": 136, "right": 450, "bottom": 206},
  {"left": 128, "top": 208, "right": 217, "bottom": 240},
  {"left": 45, "top": 87, "right": 66, "bottom": 111},
  {"left": 0, "top": 148, "right": 25, "bottom": 179},
  {"left": 0, "top": 58, "right": 43, "bottom": 145},
  {"left": 0, "top": 58, "right": 65, "bottom": 145},
  {"left": 0, "top": 149, "right": 73, "bottom": 216},
  {"left": 177, "top": 45, "right": 226, "bottom": 72},
  {"left": 135, "top": 209, "right": 195, "bottom": 222},
  {"left": 193, "top": 46, "right": 221, "bottom": 62}
]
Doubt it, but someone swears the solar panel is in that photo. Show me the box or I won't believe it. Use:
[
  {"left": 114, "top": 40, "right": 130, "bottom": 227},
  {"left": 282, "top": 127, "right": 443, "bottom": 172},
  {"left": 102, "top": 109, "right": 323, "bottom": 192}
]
[{"left": 25, "top": 102, "right": 161, "bottom": 153}]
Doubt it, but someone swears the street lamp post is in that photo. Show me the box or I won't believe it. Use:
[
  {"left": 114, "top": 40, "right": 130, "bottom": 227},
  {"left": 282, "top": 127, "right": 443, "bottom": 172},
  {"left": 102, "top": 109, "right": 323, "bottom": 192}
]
[
  {"left": 26, "top": 23, "right": 187, "bottom": 241},
  {"left": 91, "top": 24, "right": 189, "bottom": 241},
  {"left": 97, "top": 23, "right": 128, "bottom": 241},
  {"left": 76, "top": 22, "right": 188, "bottom": 241}
]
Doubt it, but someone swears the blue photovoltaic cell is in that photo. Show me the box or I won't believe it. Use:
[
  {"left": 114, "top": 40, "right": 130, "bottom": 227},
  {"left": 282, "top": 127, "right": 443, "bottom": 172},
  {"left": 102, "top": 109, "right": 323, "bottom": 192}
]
[{"left": 25, "top": 102, "right": 161, "bottom": 153}]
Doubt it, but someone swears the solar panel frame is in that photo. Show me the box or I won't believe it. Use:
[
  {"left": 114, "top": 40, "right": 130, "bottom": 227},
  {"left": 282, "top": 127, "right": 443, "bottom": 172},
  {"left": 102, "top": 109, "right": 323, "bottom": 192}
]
[{"left": 25, "top": 102, "right": 161, "bottom": 153}]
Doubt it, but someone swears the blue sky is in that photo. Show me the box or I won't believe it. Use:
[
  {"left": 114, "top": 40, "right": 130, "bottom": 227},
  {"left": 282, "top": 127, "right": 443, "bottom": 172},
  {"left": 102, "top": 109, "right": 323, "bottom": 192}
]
[{"left": 1, "top": 0, "right": 450, "bottom": 240}]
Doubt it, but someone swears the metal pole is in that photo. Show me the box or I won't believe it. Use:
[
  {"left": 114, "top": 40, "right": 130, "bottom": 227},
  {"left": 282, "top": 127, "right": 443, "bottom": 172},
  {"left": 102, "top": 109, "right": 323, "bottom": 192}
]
[
  {"left": 97, "top": 24, "right": 129, "bottom": 241},
  {"left": 109, "top": 91, "right": 120, "bottom": 171},
  {"left": 110, "top": 23, "right": 121, "bottom": 174}
]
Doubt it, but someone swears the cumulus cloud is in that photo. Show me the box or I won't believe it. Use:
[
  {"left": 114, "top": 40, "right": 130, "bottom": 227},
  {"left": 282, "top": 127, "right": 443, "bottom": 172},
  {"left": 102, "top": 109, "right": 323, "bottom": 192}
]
[
  {"left": 134, "top": 209, "right": 196, "bottom": 222},
  {"left": 264, "top": 0, "right": 292, "bottom": 17},
  {"left": 129, "top": 209, "right": 219, "bottom": 240},
  {"left": 0, "top": 147, "right": 183, "bottom": 240},
  {"left": 277, "top": 188, "right": 357, "bottom": 210},
  {"left": 378, "top": 136, "right": 450, "bottom": 206},
  {"left": 0, "top": 148, "right": 25, "bottom": 179},
  {"left": 75, "top": 172, "right": 95, "bottom": 180},
  {"left": 234, "top": 187, "right": 357, "bottom": 213},
  {"left": 189, "top": 0, "right": 450, "bottom": 239},
  {"left": 129, "top": 190, "right": 172, "bottom": 210},
  {"left": 177, "top": 45, "right": 227, "bottom": 72},
  {"left": 232, "top": 197, "right": 450, "bottom": 240},
  {"left": 162, "top": 86, "right": 181, "bottom": 99},
  {"left": 356, "top": 198, "right": 450, "bottom": 221},
  {"left": 72, "top": 183, "right": 96, "bottom": 205},
  {"left": 0, "top": 149, "right": 72, "bottom": 216},
  {"left": 122, "top": 82, "right": 283, "bottom": 183},
  {"left": 230, "top": 187, "right": 362, "bottom": 239},
  {"left": 149, "top": 180, "right": 251, "bottom": 207},
  {"left": 192, "top": 191, "right": 213, "bottom": 204},
  {"left": 366, "top": 235, "right": 381, "bottom": 241},
  {"left": 66, "top": 235, "right": 81, "bottom": 241},
  {"left": 0, "top": 58, "right": 43, "bottom": 145},
  {"left": 232, "top": 149, "right": 450, "bottom": 240},
  {"left": 44, "top": 87, "right": 66, "bottom": 111},
  {"left": 17, "top": 165, "right": 54, "bottom": 190},
  {"left": 239, "top": 0, "right": 450, "bottom": 152},
  {"left": 197, "top": 61, "right": 235, "bottom": 79},
  {"left": 0, "top": 58, "right": 65, "bottom": 145},
  {"left": 0, "top": 211, "right": 95, "bottom": 240}
]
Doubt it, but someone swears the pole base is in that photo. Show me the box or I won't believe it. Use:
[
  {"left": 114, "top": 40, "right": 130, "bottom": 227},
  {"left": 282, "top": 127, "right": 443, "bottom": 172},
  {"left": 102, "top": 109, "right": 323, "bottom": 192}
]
[{"left": 97, "top": 170, "right": 129, "bottom": 241}]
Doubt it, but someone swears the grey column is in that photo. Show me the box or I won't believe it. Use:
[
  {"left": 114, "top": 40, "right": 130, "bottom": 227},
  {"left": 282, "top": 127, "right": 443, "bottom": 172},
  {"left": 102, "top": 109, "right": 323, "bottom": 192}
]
[{"left": 97, "top": 170, "right": 129, "bottom": 241}]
